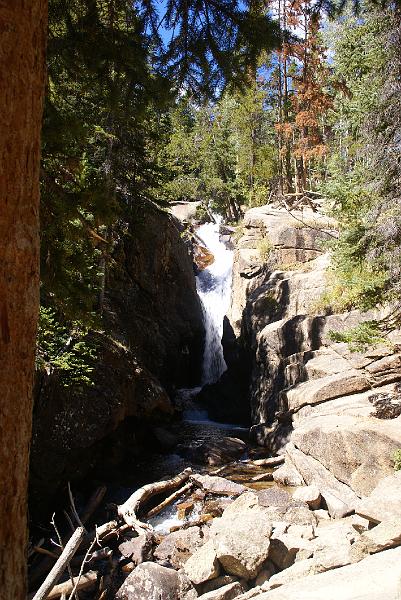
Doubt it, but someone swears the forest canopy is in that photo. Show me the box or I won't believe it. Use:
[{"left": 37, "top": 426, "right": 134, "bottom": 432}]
[{"left": 39, "top": 0, "right": 401, "bottom": 376}]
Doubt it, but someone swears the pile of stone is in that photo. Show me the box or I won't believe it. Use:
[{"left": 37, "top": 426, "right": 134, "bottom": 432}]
[{"left": 114, "top": 471, "right": 401, "bottom": 600}]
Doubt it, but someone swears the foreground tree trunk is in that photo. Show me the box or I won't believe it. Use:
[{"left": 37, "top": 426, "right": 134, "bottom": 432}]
[{"left": 0, "top": 2, "right": 47, "bottom": 599}]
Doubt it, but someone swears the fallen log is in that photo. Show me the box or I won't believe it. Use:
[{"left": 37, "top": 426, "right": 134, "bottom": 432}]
[
  {"left": 118, "top": 468, "right": 192, "bottom": 530},
  {"left": 29, "top": 570, "right": 97, "bottom": 600},
  {"left": 145, "top": 482, "right": 193, "bottom": 519},
  {"left": 31, "top": 527, "right": 86, "bottom": 600}
]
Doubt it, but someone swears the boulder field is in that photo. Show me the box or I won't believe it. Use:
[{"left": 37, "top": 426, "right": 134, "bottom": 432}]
[{"left": 112, "top": 478, "right": 401, "bottom": 600}]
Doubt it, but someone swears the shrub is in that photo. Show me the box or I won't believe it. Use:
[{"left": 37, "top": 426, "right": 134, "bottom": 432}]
[
  {"left": 36, "top": 306, "right": 96, "bottom": 387},
  {"left": 328, "top": 320, "right": 387, "bottom": 353},
  {"left": 257, "top": 236, "right": 274, "bottom": 263},
  {"left": 394, "top": 449, "right": 401, "bottom": 471}
]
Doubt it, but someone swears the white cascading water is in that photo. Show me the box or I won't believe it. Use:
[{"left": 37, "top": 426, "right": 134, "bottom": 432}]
[{"left": 196, "top": 216, "right": 233, "bottom": 385}]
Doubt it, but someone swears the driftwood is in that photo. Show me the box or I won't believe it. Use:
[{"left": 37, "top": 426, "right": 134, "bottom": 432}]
[
  {"left": 31, "top": 527, "right": 86, "bottom": 600},
  {"left": 118, "top": 468, "right": 192, "bottom": 530},
  {"left": 169, "top": 513, "right": 214, "bottom": 532},
  {"left": 29, "top": 570, "right": 97, "bottom": 600},
  {"left": 145, "top": 482, "right": 193, "bottom": 519},
  {"left": 251, "top": 456, "right": 284, "bottom": 467},
  {"left": 251, "top": 472, "right": 274, "bottom": 482}
]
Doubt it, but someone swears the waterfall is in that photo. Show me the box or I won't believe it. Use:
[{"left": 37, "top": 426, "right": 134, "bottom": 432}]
[{"left": 196, "top": 216, "right": 233, "bottom": 385}]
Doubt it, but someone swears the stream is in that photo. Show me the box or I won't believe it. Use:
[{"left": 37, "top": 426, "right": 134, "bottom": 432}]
[{"left": 110, "top": 217, "right": 279, "bottom": 533}]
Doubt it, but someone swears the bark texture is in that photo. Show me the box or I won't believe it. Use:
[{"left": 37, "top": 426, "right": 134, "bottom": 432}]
[{"left": 0, "top": 2, "right": 47, "bottom": 599}]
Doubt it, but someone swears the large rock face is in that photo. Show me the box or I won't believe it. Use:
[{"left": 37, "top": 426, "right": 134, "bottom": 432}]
[
  {"left": 226, "top": 202, "right": 401, "bottom": 508},
  {"left": 106, "top": 203, "right": 204, "bottom": 389},
  {"left": 254, "top": 546, "right": 401, "bottom": 600},
  {"left": 31, "top": 203, "right": 204, "bottom": 516}
]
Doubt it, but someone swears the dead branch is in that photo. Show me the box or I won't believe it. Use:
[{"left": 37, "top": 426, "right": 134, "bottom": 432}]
[
  {"left": 67, "top": 531, "right": 99, "bottom": 600},
  {"left": 68, "top": 483, "right": 84, "bottom": 529},
  {"left": 31, "top": 527, "right": 86, "bottom": 600},
  {"left": 169, "top": 514, "right": 214, "bottom": 532},
  {"left": 118, "top": 468, "right": 192, "bottom": 530},
  {"left": 51, "top": 514, "right": 76, "bottom": 600},
  {"left": 145, "top": 482, "right": 193, "bottom": 519},
  {"left": 33, "top": 547, "right": 60, "bottom": 560},
  {"left": 29, "top": 571, "right": 97, "bottom": 600}
]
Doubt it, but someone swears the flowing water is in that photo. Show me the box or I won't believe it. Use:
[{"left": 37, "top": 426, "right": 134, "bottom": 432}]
[
  {"left": 106, "top": 218, "right": 277, "bottom": 533},
  {"left": 196, "top": 216, "right": 233, "bottom": 385}
]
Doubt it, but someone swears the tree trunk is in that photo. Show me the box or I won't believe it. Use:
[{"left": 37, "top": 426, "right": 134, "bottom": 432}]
[{"left": 0, "top": 2, "right": 47, "bottom": 599}]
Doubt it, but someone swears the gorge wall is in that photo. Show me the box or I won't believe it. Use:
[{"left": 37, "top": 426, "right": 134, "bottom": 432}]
[
  {"left": 227, "top": 203, "right": 401, "bottom": 507},
  {"left": 30, "top": 202, "right": 204, "bottom": 515}
]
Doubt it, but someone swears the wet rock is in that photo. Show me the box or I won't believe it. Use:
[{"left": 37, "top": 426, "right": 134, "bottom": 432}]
[
  {"left": 203, "top": 498, "right": 233, "bottom": 518},
  {"left": 177, "top": 501, "right": 195, "bottom": 520},
  {"left": 189, "top": 438, "right": 247, "bottom": 466},
  {"left": 292, "top": 485, "right": 321, "bottom": 510},
  {"left": 184, "top": 540, "right": 220, "bottom": 585},
  {"left": 251, "top": 472, "right": 274, "bottom": 482},
  {"left": 191, "top": 474, "right": 246, "bottom": 496},
  {"left": 356, "top": 471, "right": 401, "bottom": 523},
  {"left": 198, "top": 582, "right": 246, "bottom": 600},
  {"left": 116, "top": 562, "right": 179, "bottom": 600},
  {"left": 154, "top": 526, "right": 209, "bottom": 569},
  {"left": 194, "top": 245, "right": 215, "bottom": 271},
  {"left": 118, "top": 532, "right": 154, "bottom": 564}
]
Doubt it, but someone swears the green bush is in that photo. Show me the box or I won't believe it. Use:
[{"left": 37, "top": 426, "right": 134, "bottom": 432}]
[
  {"left": 394, "top": 449, "right": 401, "bottom": 471},
  {"left": 328, "top": 320, "right": 387, "bottom": 353},
  {"left": 36, "top": 306, "right": 96, "bottom": 387},
  {"left": 257, "top": 236, "right": 274, "bottom": 263}
]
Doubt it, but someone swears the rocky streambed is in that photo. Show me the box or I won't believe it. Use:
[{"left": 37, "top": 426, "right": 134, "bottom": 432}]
[{"left": 28, "top": 202, "right": 401, "bottom": 599}]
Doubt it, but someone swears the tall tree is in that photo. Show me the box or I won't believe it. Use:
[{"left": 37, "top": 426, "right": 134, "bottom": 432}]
[{"left": 0, "top": 2, "right": 47, "bottom": 599}]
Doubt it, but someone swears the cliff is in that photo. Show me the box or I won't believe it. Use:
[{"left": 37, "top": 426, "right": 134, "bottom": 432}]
[
  {"left": 30, "top": 203, "right": 204, "bottom": 515},
  {"left": 228, "top": 204, "right": 401, "bottom": 501}
]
